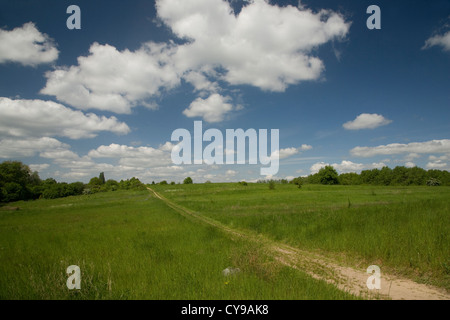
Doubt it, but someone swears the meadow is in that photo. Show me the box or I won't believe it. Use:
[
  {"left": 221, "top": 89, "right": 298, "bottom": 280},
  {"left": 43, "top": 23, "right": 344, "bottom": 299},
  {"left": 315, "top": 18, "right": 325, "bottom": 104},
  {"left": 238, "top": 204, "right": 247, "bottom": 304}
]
[
  {"left": 0, "top": 189, "right": 356, "bottom": 300},
  {"left": 0, "top": 183, "right": 448, "bottom": 299},
  {"left": 154, "top": 183, "right": 450, "bottom": 290}
]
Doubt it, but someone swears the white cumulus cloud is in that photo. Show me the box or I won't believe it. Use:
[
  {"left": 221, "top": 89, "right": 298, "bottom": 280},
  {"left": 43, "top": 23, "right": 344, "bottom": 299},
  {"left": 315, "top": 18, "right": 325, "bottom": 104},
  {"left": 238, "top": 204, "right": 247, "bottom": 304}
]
[
  {"left": 0, "top": 22, "right": 59, "bottom": 66},
  {"left": 157, "top": 0, "right": 350, "bottom": 92},
  {"left": 310, "top": 160, "right": 386, "bottom": 174},
  {"left": 183, "top": 94, "right": 235, "bottom": 122},
  {"left": 343, "top": 113, "right": 392, "bottom": 130},
  {"left": 350, "top": 139, "right": 450, "bottom": 157},
  {"left": 40, "top": 42, "right": 180, "bottom": 114},
  {"left": 423, "top": 30, "right": 450, "bottom": 52},
  {"left": 88, "top": 143, "right": 173, "bottom": 168},
  {"left": 40, "top": 0, "right": 350, "bottom": 117},
  {"left": 0, "top": 137, "right": 69, "bottom": 159},
  {"left": 0, "top": 98, "right": 130, "bottom": 139}
]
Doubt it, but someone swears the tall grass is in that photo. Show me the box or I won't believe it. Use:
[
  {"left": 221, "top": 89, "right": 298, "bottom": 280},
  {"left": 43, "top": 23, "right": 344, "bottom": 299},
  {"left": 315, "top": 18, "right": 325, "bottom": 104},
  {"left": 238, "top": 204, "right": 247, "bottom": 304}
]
[
  {"left": 0, "top": 190, "right": 356, "bottom": 299},
  {"left": 157, "top": 184, "right": 450, "bottom": 290}
]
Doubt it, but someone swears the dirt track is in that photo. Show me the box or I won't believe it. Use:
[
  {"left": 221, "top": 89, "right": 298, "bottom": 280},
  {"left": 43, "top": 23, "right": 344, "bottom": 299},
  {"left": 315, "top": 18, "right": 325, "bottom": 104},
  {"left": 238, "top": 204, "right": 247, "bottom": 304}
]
[{"left": 147, "top": 187, "right": 450, "bottom": 300}]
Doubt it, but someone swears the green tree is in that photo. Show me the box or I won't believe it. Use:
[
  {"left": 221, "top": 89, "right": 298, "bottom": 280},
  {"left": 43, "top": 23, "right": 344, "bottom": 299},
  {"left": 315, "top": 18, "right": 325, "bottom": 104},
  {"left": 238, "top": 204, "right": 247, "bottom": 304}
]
[
  {"left": 105, "top": 179, "right": 119, "bottom": 191},
  {"left": 376, "top": 166, "right": 393, "bottom": 185},
  {"left": 290, "top": 177, "right": 303, "bottom": 188},
  {"left": 407, "top": 167, "right": 427, "bottom": 185},
  {"left": 338, "top": 173, "right": 360, "bottom": 185},
  {"left": 3, "top": 182, "right": 25, "bottom": 202},
  {"left": 43, "top": 178, "right": 57, "bottom": 185},
  {"left": 0, "top": 186, "right": 6, "bottom": 202},
  {"left": 391, "top": 166, "right": 409, "bottom": 185},
  {"left": 318, "top": 166, "right": 339, "bottom": 185},
  {"left": 360, "top": 169, "right": 380, "bottom": 184},
  {"left": 0, "top": 161, "right": 35, "bottom": 201},
  {"left": 183, "top": 177, "right": 193, "bottom": 184},
  {"left": 0, "top": 161, "right": 32, "bottom": 187},
  {"left": 268, "top": 180, "right": 276, "bottom": 190},
  {"left": 69, "top": 182, "right": 85, "bottom": 195},
  {"left": 89, "top": 177, "right": 103, "bottom": 186},
  {"left": 99, "top": 172, "right": 106, "bottom": 184},
  {"left": 42, "top": 184, "right": 63, "bottom": 199},
  {"left": 29, "top": 171, "right": 42, "bottom": 186}
]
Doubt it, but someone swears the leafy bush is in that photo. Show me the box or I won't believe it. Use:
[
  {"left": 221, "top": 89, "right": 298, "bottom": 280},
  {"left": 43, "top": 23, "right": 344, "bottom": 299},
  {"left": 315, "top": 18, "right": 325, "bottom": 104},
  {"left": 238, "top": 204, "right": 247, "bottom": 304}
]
[
  {"left": 427, "top": 178, "right": 441, "bottom": 186},
  {"left": 290, "top": 177, "right": 303, "bottom": 188}
]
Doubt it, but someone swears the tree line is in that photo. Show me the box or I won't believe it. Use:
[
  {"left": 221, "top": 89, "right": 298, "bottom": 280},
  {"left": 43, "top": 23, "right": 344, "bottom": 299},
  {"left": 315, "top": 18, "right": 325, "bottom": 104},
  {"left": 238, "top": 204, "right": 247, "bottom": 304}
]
[
  {"left": 0, "top": 161, "right": 147, "bottom": 203},
  {"left": 2, "top": 160, "right": 448, "bottom": 203},
  {"left": 292, "top": 165, "right": 450, "bottom": 186}
]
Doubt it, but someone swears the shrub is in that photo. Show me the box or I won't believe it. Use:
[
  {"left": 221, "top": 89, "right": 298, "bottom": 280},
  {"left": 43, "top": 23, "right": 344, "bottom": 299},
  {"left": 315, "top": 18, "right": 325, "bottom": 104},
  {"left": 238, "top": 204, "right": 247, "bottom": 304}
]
[
  {"left": 427, "top": 178, "right": 441, "bottom": 186},
  {"left": 290, "top": 177, "right": 303, "bottom": 188}
]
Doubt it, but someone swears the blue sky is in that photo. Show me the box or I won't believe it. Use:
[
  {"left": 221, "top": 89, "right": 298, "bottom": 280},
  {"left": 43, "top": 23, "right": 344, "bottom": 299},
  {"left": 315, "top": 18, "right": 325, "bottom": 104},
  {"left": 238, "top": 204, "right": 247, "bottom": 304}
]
[{"left": 0, "top": 0, "right": 449, "bottom": 183}]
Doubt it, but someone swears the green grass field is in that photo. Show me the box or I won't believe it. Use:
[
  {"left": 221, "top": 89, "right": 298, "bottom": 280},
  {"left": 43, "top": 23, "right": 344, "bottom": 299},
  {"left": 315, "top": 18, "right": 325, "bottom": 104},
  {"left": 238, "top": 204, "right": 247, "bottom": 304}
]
[
  {"left": 154, "top": 183, "right": 450, "bottom": 290},
  {"left": 0, "top": 183, "right": 448, "bottom": 299},
  {"left": 0, "top": 189, "right": 356, "bottom": 300}
]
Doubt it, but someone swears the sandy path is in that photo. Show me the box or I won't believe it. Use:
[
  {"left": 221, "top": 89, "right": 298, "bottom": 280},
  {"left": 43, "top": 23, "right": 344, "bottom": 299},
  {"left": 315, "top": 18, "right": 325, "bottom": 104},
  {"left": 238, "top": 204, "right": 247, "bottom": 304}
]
[{"left": 147, "top": 187, "right": 449, "bottom": 300}]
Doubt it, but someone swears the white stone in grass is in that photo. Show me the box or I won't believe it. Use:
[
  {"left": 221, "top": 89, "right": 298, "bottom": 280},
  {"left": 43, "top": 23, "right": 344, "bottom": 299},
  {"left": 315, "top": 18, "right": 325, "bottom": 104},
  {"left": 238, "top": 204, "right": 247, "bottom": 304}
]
[{"left": 222, "top": 267, "right": 241, "bottom": 277}]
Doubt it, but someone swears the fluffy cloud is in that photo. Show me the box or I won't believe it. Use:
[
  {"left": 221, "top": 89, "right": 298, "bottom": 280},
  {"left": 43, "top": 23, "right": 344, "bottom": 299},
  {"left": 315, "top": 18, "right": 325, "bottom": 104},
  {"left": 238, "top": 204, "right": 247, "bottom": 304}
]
[
  {"left": 269, "top": 145, "right": 312, "bottom": 161},
  {"left": 41, "top": 42, "right": 180, "bottom": 114},
  {"left": 183, "top": 94, "right": 235, "bottom": 122},
  {"left": 0, "top": 22, "right": 58, "bottom": 66},
  {"left": 350, "top": 139, "right": 450, "bottom": 157},
  {"left": 183, "top": 70, "right": 220, "bottom": 93},
  {"left": 343, "top": 113, "right": 392, "bottom": 130},
  {"left": 426, "top": 154, "right": 450, "bottom": 170},
  {"left": 40, "top": 0, "right": 349, "bottom": 116},
  {"left": 300, "top": 144, "right": 313, "bottom": 151},
  {"left": 423, "top": 31, "right": 450, "bottom": 52},
  {"left": 274, "top": 147, "right": 299, "bottom": 160},
  {"left": 88, "top": 143, "right": 174, "bottom": 168},
  {"left": 0, "top": 137, "right": 68, "bottom": 159},
  {"left": 310, "top": 160, "right": 386, "bottom": 174},
  {"left": 0, "top": 98, "right": 130, "bottom": 139},
  {"left": 429, "top": 155, "right": 450, "bottom": 161},
  {"left": 157, "top": 0, "right": 350, "bottom": 91},
  {"left": 37, "top": 143, "right": 134, "bottom": 179},
  {"left": 426, "top": 160, "right": 448, "bottom": 170}
]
